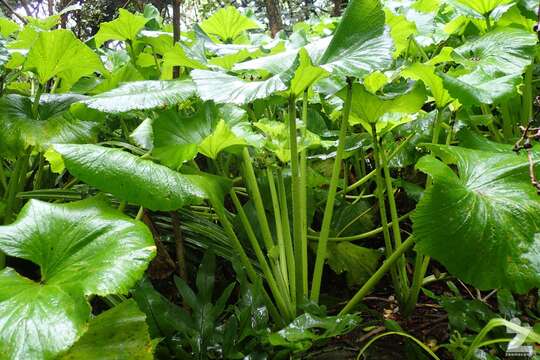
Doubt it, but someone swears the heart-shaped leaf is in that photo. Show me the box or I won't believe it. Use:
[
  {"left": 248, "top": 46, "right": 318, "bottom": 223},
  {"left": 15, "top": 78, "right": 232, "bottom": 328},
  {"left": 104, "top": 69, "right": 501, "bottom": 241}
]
[
  {"left": 82, "top": 80, "right": 196, "bottom": 113},
  {"left": 200, "top": 6, "right": 260, "bottom": 43},
  {"left": 58, "top": 300, "right": 154, "bottom": 360},
  {"left": 24, "top": 29, "right": 105, "bottom": 88},
  {"left": 54, "top": 144, "right": 231, "bottom": 211},
  {"left": 0, "top": 94, "right": 98, "bottom": 158},
  {"left": 318, "top": 0, "right": 393, "bottom": 79},
  {"left": 0, "top": 198, "right": 156, "bottom": 359},
  {"left": 95, "top": 9, "right": 148, "bottom": 47},
  {"left": 192, "top": 70, "right": 287, "bottom": 105},
  {"left": 413, "top": 145, "right": 540, "bottom": 292}
]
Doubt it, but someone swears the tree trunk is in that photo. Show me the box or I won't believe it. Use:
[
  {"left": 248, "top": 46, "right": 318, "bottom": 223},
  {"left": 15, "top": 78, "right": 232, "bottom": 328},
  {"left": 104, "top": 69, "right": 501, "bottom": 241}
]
[
  {"left": 332, "top": 0, "right": 347, "bottom": 16},
  {"left": 265, "top": 0, "right": 283, "bottom": 37},
  {"left": 48, "top": 0, "right": 54, "bottom": 16},
  {"left": 303, "top": 0, "right": 312, "bottom": 20},
  {"left": 172, "top": 0, "right": 182, "bottom": 78}
]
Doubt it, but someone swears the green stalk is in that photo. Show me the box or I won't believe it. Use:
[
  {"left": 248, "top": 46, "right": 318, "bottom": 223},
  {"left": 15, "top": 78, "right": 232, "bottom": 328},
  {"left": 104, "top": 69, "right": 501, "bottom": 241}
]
[
  {"left": 307, "top": 212, "right": 412, "bottom": 242},
  {"left": 340, "top": 236, "right": 415, "bottom": 315},
  {"left": 266, "top": 168, "right": 289, "bottom": 287},
  {"left": 403, "top": 254, "right": 430, "bottom": 316},
  {"left": 214, "top": 196, "right": 291, "bottom": 324},
  {"left": 288, "top": 94, "right": 304, "bottom": 300},
  {"left": 481, "top": 104, "right": 502, "bottom": 142},
  {"left": 299, "top": 89, "right": 309, "bottom": 297},
  {"left": 380, "top": 142, "right": 409, "bottom": 297},
  {"left": 0, "top": 160, "right": 8, "bottom": 194},
  {"left": 241, "top": 149, "right": 290, "bottom": 298},
  {"left": 277, "top": 169, "right": 297, "bottom": 307},
  {"left": 310, "top": 79, "right": 352, "bottom": 302},
  {"left": 230, "top": 190, "right": 294, "bottom": 317},
  {"left": 4, "top": 151, "right": 30, "bottom": 224},
  {"left": 241, "top": 148, "right": 275, "bottom": 252},
  {"left": 370, "top": 123, "right": 403, "bottom": 301},
  {"left": 484, "top": 14, "right": 492, "bottom": 31},
  {"left": 34, "top": 153, "right": 45, "bottom": 190},
  {"left": 32, "top": 84, "right": 43, "bottom": 119},
  {"left": 500, "top": 102, "right": 514, "bottom": 140},
  {"left": 523, "top": 65, "right": 533, "bottom": 126}
]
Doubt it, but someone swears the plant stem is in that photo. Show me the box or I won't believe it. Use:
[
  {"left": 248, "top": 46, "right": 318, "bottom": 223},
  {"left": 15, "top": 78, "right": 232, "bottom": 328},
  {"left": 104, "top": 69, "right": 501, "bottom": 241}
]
[
  {"left": 32, "top": 84, "right": 43, "bottom": 119},
  {"left": 288, "top": 94, "right": 305, "bottom": 300},
  {"left": 340, "top": 236, "right": 416, "bottom": 315},
  {"left": 135, "top": 206, "right": 144, "bottom": 221},
  {"left": 299, "top": 89, "right": 309, "bottom": 298},
  {"left": 266, "top": 167, "right": 289, "bottom": 288},
  {"left": 0, "top": 160, "right": 8, "bottom": 194},
  {"left": 484, "top": 14, "right": 492, "bottom": 31},
  {"left": 310, "top": 79, "right": 352, "bottom": 302},
  {"left": 4, "top": 151, "right": 30, "bottom": 224},
  {"left": 500, "top": 102, "right": 514, "bottom": 140},
  {"left": 227, "top": 191, "right": 294, "bottom": 321},
  {"left": 241, "top": 148, "right": 275, "bottom": 252},
  {"left": 307, "top": 212, "right": 412, "bottom": 242},
  {"left": 213, "top": 198, "right": 289, "bottom": 326},
  {"left": 403, "top": 254, "right": 430, "bottom": 316},
  {"left": 523, "top": 65, "right": 533, "bottom": 126},
  {"left": 380, "top": 140, "right": 409, "bottom": 297},
  {"left": 277, "top": 169, "right": 297, "bottom": 307},
  {"left": 370, "top": 123, "right": 403, "bottom": 302}
]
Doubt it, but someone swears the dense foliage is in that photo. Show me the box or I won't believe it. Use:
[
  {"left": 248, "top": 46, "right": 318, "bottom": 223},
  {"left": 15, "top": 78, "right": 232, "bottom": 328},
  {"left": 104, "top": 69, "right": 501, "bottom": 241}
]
[{"left": 0, "top": 0, "right": 539, "bottom": 359}]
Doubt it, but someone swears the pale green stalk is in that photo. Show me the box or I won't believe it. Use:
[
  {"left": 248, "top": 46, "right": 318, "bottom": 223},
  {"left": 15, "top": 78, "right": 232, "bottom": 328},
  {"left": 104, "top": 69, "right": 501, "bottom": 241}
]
[
  {"left": 299, "top": 89, "right": 309, "bottom": 297},
  {"left": 340, "top": 236, "right": 415, "bottom": 315},
  {"left": 266, "top": 167, "right": 288, "bottom": 286},
  {"left": 310, "top": 80, "right": 352, "bottom": 302}
]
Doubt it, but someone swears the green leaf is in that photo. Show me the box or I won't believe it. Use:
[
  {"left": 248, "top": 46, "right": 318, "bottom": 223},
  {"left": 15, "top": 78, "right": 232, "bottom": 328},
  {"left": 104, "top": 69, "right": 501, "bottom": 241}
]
[
  {"left": 402, "top": 63, "right": 453, "bottom": 108},
  {"left": 54, "top": 144, "right": 231, "bottom": 211},
  {"left": 24, "top": 29, "right": 105, "bottom": 87},
  {"left": 385, "top": 10, "right": 417, "bottom": 58},
  {"left": 0, "top": 18, "right": 19, "bottom": 37},
  {"left": 200, "top": 6, "right": 260, "bottom": 43},
  {"left": 318, "top": 0, "right": 393, "bottom": 79},
  {"left": 0, "top": 198, "right": 156, "bottom": 359},
  {"left": 440, "top": 70, "right": 520, "bottom": 105},
  {"left": 59, "top": 300, "right": 154, "bottom": 360},
  {"left": 162, "top": 43, "right": 208, "bottom": 71},
  {"left": 452, "top": 27, "right": 536, "bottom": 77},
  {"left": 342, "top": 82, "right": 426, "bottom": 133},
  {"left": 441, "top": 27, "right": 536, "bottom": 106},
  {"left": 269, "top": 313, "right": 360, "bottom": 352},
  {"left": 446, "top": 0, "right": 514, "bottom": 17},
  {"left": 95, "top": 9, "right": 148, "bottom": 47},
  {"left": 199, "top": 120, "right": 247, "bottom": 159},
  {"left": 413, "top": 146, "right": 540, "bottom": 292},
  {"left": 0, "top": 94, "right": 99, "bottom": 158},
  {"left": 82, "top": 80, "right": 196, "bottom": 113},
  {"left": 327, "top": 242, "right": 381, "bottom": 287},
  {"left": 192, "top": 70, "right": 287, "bottom": 105},
  {"left": 208, "top": 49, "right": 252, "bottom": 70},
  {"left": 287, "top": 48, "right": 329, "bottom": 96},
  {"left": 363, "top": 71, "right": 389, "bottom": 94}
]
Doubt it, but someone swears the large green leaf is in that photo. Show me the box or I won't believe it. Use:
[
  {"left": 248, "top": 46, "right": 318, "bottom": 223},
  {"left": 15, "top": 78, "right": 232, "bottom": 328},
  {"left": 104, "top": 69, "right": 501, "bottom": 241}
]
[
  {"left": 441, "top": 27, "right": 536, "bottom": 106},
  {"left": 152, "top": 102, "right": 254, "bottom": 166},
  {"left": 287, "top": 48, "right": 329, "bottom": 96},
  {"left": 191, "top": 70, "right": 287, "bottom": 104},
  {"left": 342, "top": 82, "right": 426, "bottom": 133},
  {"left": 452, "top": 27, "right": 536, "bottom": 77},
  {"left": 0, "top": 94, "right": 98, "bottom": 158},
  {"left": 0, "top": 198, "right": 155, "bottom": 360},
  {"left": 401, "top": 63, "right": 453, "bottom": 108},
  {"left": 53, "top": 144, "right": 230, "bottom": 211},
  {"left": 59, "top": 300, "right": 154, "bottom": 360},
  {"left": 200, "top": 6, "right": 260, "bottom": 43},
  {"left": 413, "top": 145, "right": 540, "bottom": 292},
  {"left": 24, "top": 29, "right": 105, "bottom": 88},
  {"left": 95, "top": 9, "right": 148, "bottom": 47},
  {"left": 446, "top": 0, "right": 514, "bottom": 17},
  {"left": 326, "top": 242, "right": 381, "bottom": 287},
  {"left": 82, "top": 80, "right": 196, "bottom": 113},
  {"left": 318, "top": 0, "right": 393, "bottom": 79}
]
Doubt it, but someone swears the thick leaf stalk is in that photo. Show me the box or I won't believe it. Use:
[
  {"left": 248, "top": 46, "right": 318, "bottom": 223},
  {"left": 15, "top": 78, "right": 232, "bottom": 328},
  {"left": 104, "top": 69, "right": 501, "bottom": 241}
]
[{"left": 310, "top": 79, "right": 352, "bottom": 302}]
